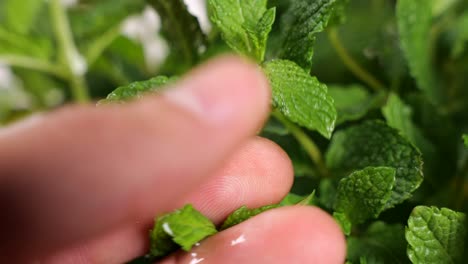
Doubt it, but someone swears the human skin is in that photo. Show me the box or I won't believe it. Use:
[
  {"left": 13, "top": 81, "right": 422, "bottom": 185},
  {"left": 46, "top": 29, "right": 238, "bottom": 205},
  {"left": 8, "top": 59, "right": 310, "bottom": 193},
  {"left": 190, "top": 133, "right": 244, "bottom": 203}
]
[{"left": 0, "top": 56, "right": 345, "bottom": 263}]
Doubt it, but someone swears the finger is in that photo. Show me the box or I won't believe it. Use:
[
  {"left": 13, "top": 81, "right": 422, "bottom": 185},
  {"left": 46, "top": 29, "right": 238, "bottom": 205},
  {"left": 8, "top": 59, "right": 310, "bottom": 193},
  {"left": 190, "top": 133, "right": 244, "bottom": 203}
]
[
  {"left": 0, "top": 56, "right": 270, "bottom": 259},
  {"left": 164, "top": 206, "right": 346, "bottom": 264},
  {"left": 40, "top": 137, "right": 294, "bottom": 263}
]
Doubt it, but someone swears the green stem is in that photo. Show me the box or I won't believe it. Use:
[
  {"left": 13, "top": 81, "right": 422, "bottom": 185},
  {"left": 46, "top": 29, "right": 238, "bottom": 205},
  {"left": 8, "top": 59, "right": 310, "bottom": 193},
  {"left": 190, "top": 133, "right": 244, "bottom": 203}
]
[
  {"left": 0, "top": 55, "right": 67, "bottom": 78},
  {"left": 49, "top": 0, "right": 90, "bottom": 103},
  {"left": 85, "top": 24, "right": 122, "bottom": 66},
  {"left": 272, "top": 110, "right": 329, "bottom": 178},
  {"left": 327, "top": 27, "right": 385, "bottom": 92}
]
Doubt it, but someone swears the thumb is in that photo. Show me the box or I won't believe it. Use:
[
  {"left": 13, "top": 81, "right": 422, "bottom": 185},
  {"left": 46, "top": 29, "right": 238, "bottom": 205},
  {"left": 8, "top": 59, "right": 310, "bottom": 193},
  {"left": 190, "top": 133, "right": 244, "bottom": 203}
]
[{"left": 0, "top": 56, "right": 270, "bottom": 258}]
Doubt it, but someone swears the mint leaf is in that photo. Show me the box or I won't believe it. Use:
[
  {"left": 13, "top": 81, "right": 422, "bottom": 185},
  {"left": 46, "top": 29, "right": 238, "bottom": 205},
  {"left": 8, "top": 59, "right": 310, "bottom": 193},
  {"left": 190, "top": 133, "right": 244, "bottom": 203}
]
[
  {"left": 334, "top": 167, "right": 396, "bottom": 224},
  {"left": 149, "top": 204, "right": 217, "bottom": 257},
  {"left": 329, "top": 84, "right": 384, "bottom": 125},
  {"left": 281, "top": 190, "right": 316, "bottom": 206},
  {"left": 326, "top": 120, "right": 423, "bottom": 209},
  {"left": 279, "top": 0, "right": 336, "bottom": 70},
  {"left": 208, "top": 0, "right": 275, "bottom": 62},
  {"left": 347, "top": 222, "right": 408, "bottom": 263},
  {"left": 382, "top": 93, "right": 435, "bottom": 156},
  {"left": 220, "top": 204, "right": 280, "bottom": 230},
  {"left": 263, "top": 59, "right": 337, "bottom": 138},
  {"left": 463, "top": 134, "right": 468, "bottom": 147},
  {"left": 100, "top": 76, "right": 174, "bottom": 103},
  {"left": 333, "top": 212, "right": 352, "bottom": 236},
  {"left": 397, "top": 0, "right": 440, "bottom": 103},
  {"left": 148, "top": 0, "right": 206, "bottom": 68},
  {"left": 406, "top": 206, "right": 466, "bottom": 264}
]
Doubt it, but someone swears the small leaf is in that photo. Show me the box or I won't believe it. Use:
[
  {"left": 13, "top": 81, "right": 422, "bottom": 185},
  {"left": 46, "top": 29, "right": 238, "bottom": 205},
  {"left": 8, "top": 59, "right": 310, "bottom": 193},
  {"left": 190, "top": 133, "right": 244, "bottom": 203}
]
[
  {"left": 279, "top": 0, "right": 337, "bottom": 70},
  {"left": 334, "top": 167, "right": 396, "bottom": 224},
  {"left": 463, "top": 134, "right": 468, "bottom": 147},
  {"left": 263, "top": 59, "right": 337, "bottom": 138},
  {"left": 149, "top": 205, "right": 217, "bottom": 257},
  {"left": 406, "top": 206, "right": 466, "bottom": 264},
  {"left": 208, "top": 0, "right": 275, "bottom": 61},
  {"left": 99, "top": 76, "right": 175, "bottom": 104},
  {"left": 347, "top": 222, "right": 408, "bottom": 263},
  {"left": 281, "top": 190, "right": 316, "bottom": 206},
  {"left": 328, "top": 84, "right": 384, "bottom": 125},
  {"left": 220, "top": 204, "right": 280, "bottom": 230},
  {"left": 397, "top": 0, "right": 441, "bottom": 103},
  {"left": 326, "top": 120, "right": 423, "bottom": 209}
]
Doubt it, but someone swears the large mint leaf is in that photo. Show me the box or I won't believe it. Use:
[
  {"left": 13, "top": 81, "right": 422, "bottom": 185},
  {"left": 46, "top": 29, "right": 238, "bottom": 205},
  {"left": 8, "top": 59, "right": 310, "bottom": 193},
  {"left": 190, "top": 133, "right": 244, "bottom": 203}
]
[
  {"left": 279, "top": 0, "right": 336, "bottom": 70},
  {"left": 326, "top": 120, "right": 423, "bottom": 209},
  {"left": 334, "top": 167, "right": 396, "bottom": 224},
  {"left": 208, "top": 0, "right": 275, "bottom": 62},
  {"left": 397, "top": 0, "right": 440, "bottom": 103},
  {"left": 406, "top": 206, "right": 466, "bottom": 264},
  {"left": 347, "top": 222, "right": 408, "bottom": 263},
  {"left": 220, "top": 204, "right": 280, "bottom": 230},
  {"left": 329, "top": 84, "right": 385, "bottom": 125},
  {"left": 100, "top": 76, "right": 175, "bottom": 104},
  {"left": 150, "top": 204, "right": 217, "bottom": 257},
  {"left": 263, "top": 59, "right": 336, "bottom": 138},
  {"left": 148, "top": 0, "right": 206, "bottom": 67}
]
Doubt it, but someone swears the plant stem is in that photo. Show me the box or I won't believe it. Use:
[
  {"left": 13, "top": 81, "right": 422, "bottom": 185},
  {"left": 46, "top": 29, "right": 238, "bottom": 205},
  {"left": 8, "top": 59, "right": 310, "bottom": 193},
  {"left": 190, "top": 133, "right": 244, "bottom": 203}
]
[
  {"left": 0, "top": 55, "right": 67, "bottom": 78},
  {"left": 327, "top": 27, "right": 385, "bottom": 92},
  {"left": 272, "top": 110, "right": 329, "bottom": 178},
  {"left": 49, "top": 0, "right": 90, "bottom": 103},
  {"left": 85, "top": 24, "right": 123, "bottom": 66}
]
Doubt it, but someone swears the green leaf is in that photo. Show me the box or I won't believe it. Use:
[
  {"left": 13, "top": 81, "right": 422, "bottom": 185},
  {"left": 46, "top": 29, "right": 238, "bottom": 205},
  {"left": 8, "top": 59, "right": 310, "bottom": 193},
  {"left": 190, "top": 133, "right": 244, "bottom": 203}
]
[
  {"left": 406, "top": 206, "right": 466, "bottom": 264},
  {"left": 279, "top": 0, "right": 337, "bottom": 70},
  {"left": 100, "top": 76, "right": 175, "bottom": 104},
  {"left": 382, "top": 93, "right": 435, "bottom": 156},
  {"left": 328, "top": 84, "right": 384, "bottom": 125},
  {"left": 334, "top": 167, "right": 396, "bottom": 224},
  {"left": 148, "top": 0, "right": 206, "bottom": 68},
  {"left": 397, "top": 0, "right": 440, "bottom": 103},
  {"left": 220, "top": 204, "right": 280, "bottom": 230},
  {"left": 208, "top": 0, "right": 276, "bottom": 62},
  {"left": 149, "top": 204, "right": 217, "bottom": 257},
  {"left": 463, "top": 134, "right": 468, "bottom": 147},
  {"left": 326, "top": 120, "right": 423, "bottom": 209},
  {"left": 4, "top": 0, "right": 45, "bottom": 35},
  {"left": 263, "top": 59, "right": 337, "bottom": 138},
  {"left": 280, "top": 190, "right": 316, "bottom": 206},
  {"left": 333, "top": 212, "right": 352, "bottom": 236},
  {"left": 347, "top": 222, "right": 408, "bottom": 264}
]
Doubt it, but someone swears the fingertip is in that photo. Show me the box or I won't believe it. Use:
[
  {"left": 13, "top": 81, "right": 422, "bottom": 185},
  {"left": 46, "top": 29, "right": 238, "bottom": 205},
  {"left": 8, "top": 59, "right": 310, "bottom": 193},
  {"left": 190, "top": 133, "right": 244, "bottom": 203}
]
[{"left": 174, "top": 206, "right": 346, "bottom": 264}]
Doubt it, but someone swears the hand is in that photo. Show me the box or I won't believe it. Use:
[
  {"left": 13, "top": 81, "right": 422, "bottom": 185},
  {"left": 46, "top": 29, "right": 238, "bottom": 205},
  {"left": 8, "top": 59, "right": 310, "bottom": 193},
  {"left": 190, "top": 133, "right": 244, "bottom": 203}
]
[{"left": 0, "top": 56, "right": 345, "bottom": 263}]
